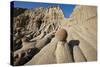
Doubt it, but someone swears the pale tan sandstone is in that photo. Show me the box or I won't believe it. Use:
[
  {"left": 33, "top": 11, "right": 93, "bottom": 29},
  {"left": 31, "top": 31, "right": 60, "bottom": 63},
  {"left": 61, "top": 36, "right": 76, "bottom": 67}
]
[
  {"left": 26, "top": 38, "right": 58, "bottom": 65},
  {"left": 66, "top": 6, "right": 97, "bottom": 61},
  {"left": 55, "top": 41, "right": 73, "bottom": 63},
  {"left": 12, "top": 5, "right": 97, "bottom": 65},
  {"left": 26, "top": 29, "right": 73, "bottom": 65},
  {"left": 35, "top": 31, "right": 55, "bottom": 49},
  {"left": 73, "top": 45, "right": 86, "bottom": 62}
]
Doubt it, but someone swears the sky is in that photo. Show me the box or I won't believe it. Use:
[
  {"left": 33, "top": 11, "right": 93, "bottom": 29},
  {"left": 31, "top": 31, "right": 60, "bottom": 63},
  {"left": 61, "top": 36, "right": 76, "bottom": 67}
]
[{"left": 12, "top": 1, "right": 75, "bottom": 18}]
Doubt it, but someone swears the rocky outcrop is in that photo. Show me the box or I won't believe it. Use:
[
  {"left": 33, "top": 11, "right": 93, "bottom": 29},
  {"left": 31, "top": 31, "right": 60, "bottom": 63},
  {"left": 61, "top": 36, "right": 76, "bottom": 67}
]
[
  {"left": 65, "top": 5, "right": 97, "bottom": 61},
  {"left": 26, "top": 29, "right": 72, "bottom": 65},
  {"left": 12, "top": 6, "right": 65, "bottom": 65},
  {"left": 55, "top": 29, "right": 73, "bottom": 63},
  {"left": 12, "top": 5, "right": 97, "bottom": 66},
  {"left": 13, "top": 6, "right": 64, "bottom": 35}
]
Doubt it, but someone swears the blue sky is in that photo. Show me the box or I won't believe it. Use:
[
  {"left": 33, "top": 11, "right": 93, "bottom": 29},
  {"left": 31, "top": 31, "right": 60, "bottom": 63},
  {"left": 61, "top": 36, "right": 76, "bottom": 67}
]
[{"left": 12, "top": 1, "right": 75, "bottom": 18}]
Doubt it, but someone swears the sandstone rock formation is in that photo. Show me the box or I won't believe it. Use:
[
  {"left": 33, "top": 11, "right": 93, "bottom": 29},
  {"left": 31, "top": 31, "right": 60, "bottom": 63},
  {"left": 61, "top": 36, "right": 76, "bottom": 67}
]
[
  {"left": 11, "top": 5, "right": 97, "bottom": 66},
  {"left": 65, "top": 5, "right": 97, "bottom": 61},
  {"left": 26, "top": 29, "right": 72, "bottom": 65},
  {"left": 12, "top": 6, "right": 64, "bottom": 65},
  {"left": 68, "top": 40, "right": 86, "bottom": 62}
]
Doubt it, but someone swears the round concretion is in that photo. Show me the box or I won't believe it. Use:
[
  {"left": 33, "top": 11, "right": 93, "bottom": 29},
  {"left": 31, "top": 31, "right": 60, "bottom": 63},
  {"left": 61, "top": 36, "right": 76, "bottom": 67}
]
[{"left": 55, "top": 29, "right": 68, "bottom": 41}]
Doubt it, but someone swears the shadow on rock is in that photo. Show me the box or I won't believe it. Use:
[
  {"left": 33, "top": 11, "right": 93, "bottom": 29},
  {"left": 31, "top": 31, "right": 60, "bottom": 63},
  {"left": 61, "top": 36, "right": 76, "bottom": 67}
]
[
  {"left": 68, "top": 40, "right": 80, "bottom": 62},
  {"left": 13, "top": 47, "right": 40, "bottom": 66}
]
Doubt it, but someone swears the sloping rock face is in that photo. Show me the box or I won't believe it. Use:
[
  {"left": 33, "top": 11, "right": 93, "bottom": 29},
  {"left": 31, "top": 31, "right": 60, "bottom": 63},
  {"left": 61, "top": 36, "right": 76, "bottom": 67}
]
[
  {"left": 12, "top": 5, "right": 97, "bottom": 66},
  {"left": 65, "top": 6, "right": 97, "bottom": 61}
]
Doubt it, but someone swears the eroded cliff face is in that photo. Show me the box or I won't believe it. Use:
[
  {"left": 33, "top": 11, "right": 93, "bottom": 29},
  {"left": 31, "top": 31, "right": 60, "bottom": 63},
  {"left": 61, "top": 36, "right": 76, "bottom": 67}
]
[
  {"left": 12, "top": 6, "right": 65, "bottom": 65},
  {"left": 13, "top": 6, "right": 64, "bottom": 37},
  {"left": 12, "top": 5, "right": 97, "bottom": 66}
]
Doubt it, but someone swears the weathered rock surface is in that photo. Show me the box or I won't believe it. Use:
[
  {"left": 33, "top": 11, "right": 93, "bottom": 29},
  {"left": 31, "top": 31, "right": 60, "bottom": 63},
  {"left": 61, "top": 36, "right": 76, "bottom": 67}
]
[
  {"left": 12, "top": 6, "right": 64, "bottom": 65},
  {"left": 26, "top": 29, "right": 72, "bottom": 65},
  {"left": 12, "top": 5, "right": 97, "bottom": 66},
  {"left": 65, "top": 5, "right": 97, "bottom": 61}
]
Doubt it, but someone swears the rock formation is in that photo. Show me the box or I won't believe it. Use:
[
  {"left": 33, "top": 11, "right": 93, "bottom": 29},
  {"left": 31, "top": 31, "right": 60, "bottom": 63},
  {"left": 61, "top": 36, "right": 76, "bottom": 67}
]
[
  {"left": 11, "top": 5, "right": 97, "bottom": 66},
  {"left": 26, "top": 29, "right": 72, "bottom": 65},
  {"left": 12, "top": 6, "right": 64, "bottom": 65},
  {"left": 65, "top": 5, "right": 97, "bottom": 61},
  {"left": 55, "top": 29, "right": 73, "bottom": 63},
  {"left": 68, "top": 40, "right": 86, "bottom": 62}
]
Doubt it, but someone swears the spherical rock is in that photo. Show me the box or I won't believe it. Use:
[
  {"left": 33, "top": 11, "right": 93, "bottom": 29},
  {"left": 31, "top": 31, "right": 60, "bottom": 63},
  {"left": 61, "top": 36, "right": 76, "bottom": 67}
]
[{"left": 55, "top": 29, "right": 68, "bottom": 41}]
